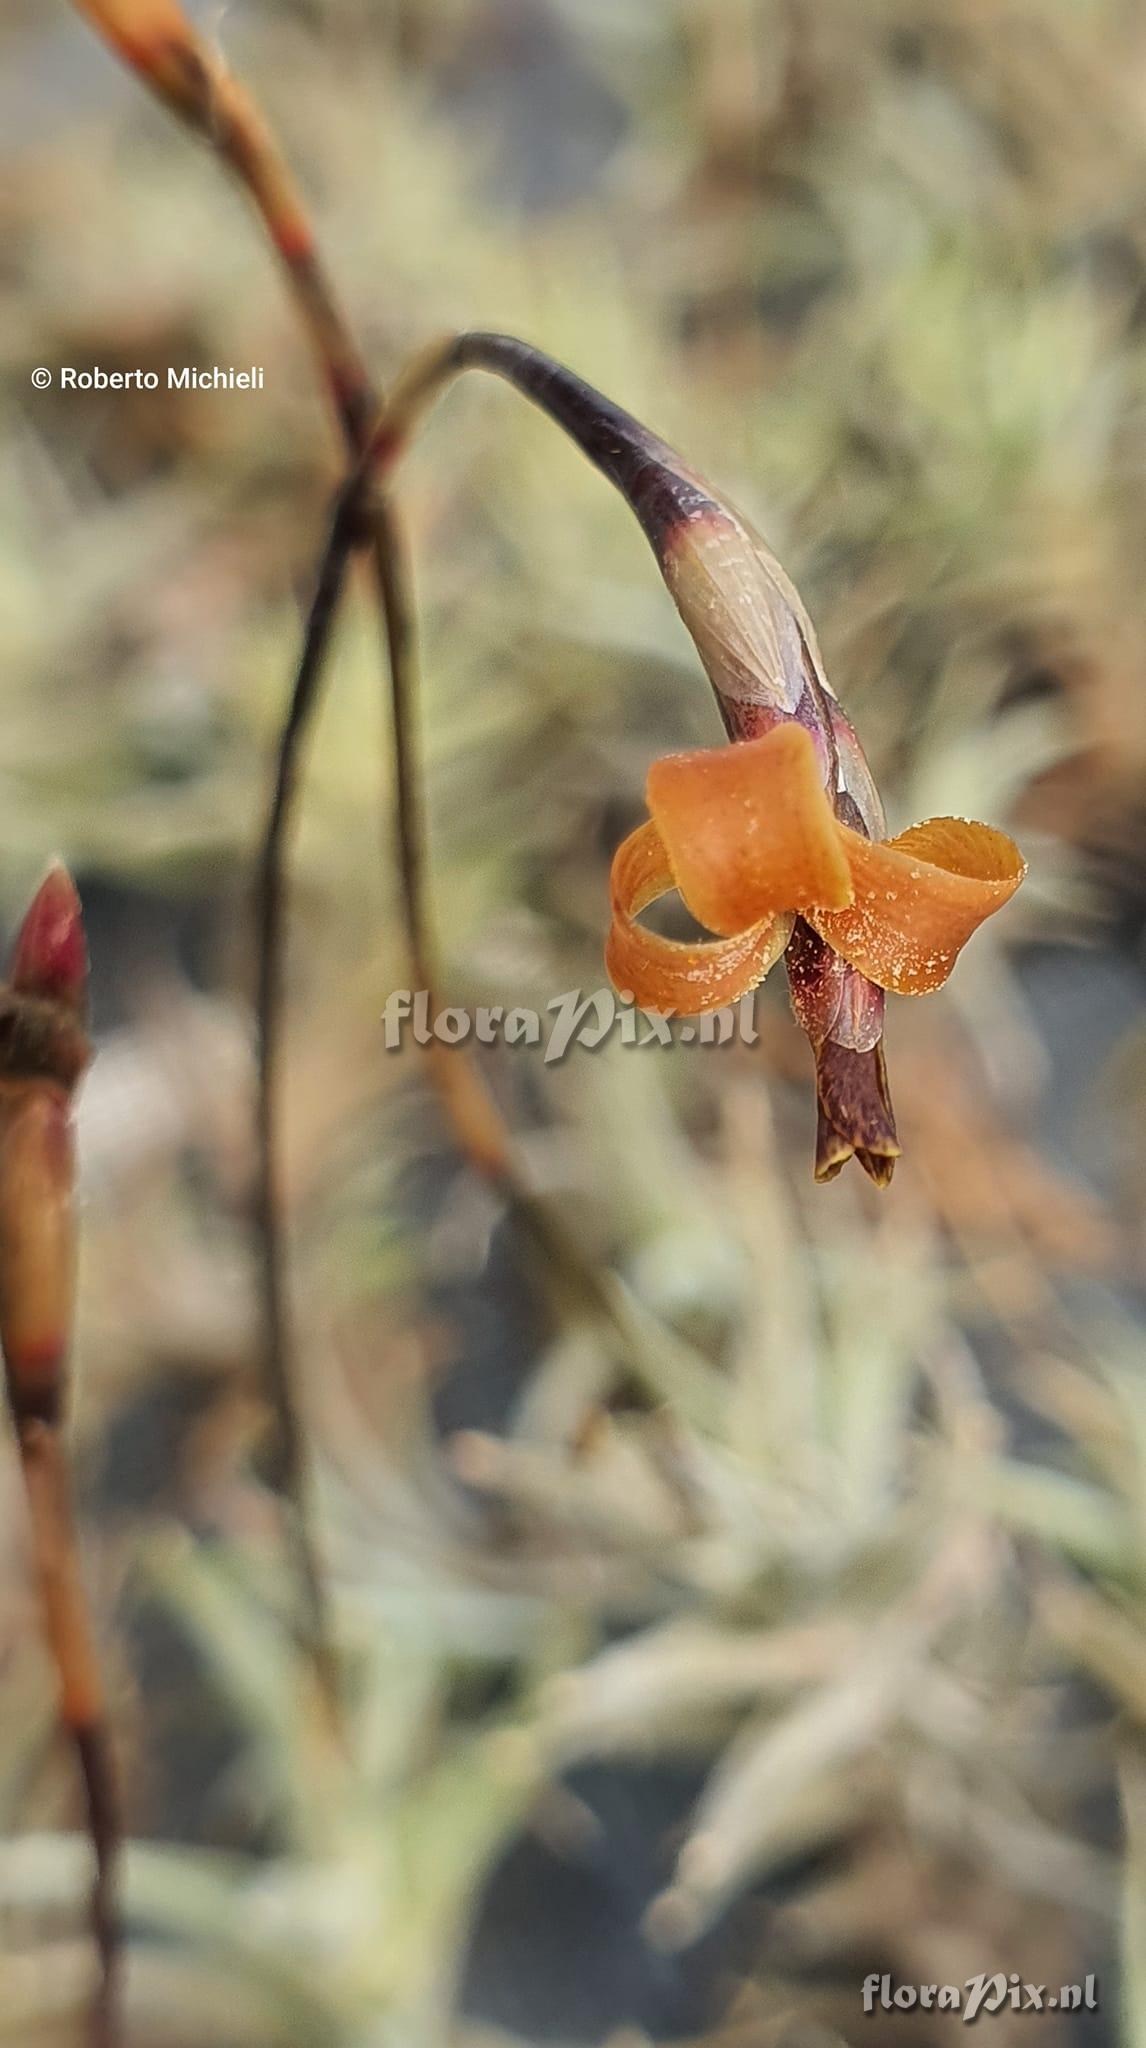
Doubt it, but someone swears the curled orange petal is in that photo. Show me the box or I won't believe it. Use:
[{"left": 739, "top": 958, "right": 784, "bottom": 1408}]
[
  {"left": 646, "top": 722, "right": 853, "bottom": 937},
  {"left": 606, "top": 820, "right": 792, "bottom": 1014},
  {"left": 812, "top": 817, "right": 1026, "bottom": 996}
]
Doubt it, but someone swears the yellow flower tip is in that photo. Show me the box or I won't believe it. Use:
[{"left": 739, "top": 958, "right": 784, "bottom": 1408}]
[
  {"left": 813, "top": 1117, "right": 853, "bottom": 1184},
  {"left": 646, "top": 722, "right": 854, "bottom": 937},
  {"left": 815, "top": 1127, "right": 899, "bottom": 1188},
  {"left": 865, "top": 1150, "right": 899, "bottom": 1190}
]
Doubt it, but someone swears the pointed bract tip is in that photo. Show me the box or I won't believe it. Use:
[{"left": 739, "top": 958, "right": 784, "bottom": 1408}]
[
  {"left": 813, "top": 1039, "right": 899, "bottom": 1189},
  {"left": 9, "top": 864, "right": 88, "bottom": 1014}
]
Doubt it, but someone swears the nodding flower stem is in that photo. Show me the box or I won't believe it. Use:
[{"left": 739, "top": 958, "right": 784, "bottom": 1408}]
[
  {"left": 362, "top": 335, "right": 1022, "bottom": 1188},
  {"left": 359, "top": 326, "right": 718, "bottom": 956},
  {"left": 372, "top": 334, "right": 704, "bottom": 552},
  {"left": 367, "top": 330, "right": 807, "bottom": 748},
  {"left": 358, "top": 325, "right": 783, "bottom": 948},
  {"left": 0, "top": 869, "right": 119, "bottom": 2048}
]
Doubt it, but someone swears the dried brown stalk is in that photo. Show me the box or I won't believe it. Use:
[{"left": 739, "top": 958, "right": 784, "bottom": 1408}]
[{"left": 0, "top": 867, "right": 119, "bottom": 2047}]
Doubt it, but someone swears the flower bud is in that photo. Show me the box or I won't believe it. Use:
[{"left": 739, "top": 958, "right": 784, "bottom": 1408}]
[
  {"left": 10, "top": 863, "right": 88, "bottom": 1018},
  {"left": 0, "top": 867, "right": 90, "bottom": 1425}
]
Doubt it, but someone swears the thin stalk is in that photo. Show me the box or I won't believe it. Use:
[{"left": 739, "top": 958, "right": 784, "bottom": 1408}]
[
  {"left": 19, "top": 1424, "right": 119, "bottom": 2048},
  {"left": 71, "top": 10, "right": 722, "bottom": 1475},
  {"left": 0, "top": 869, "right": 118, "bottom": 2047},
  {"left": 253, "top": 473, "right": 371, "bottom": 1705},
  {"left": 70, "top": 0, "right": 382, "bottom": 1692}
]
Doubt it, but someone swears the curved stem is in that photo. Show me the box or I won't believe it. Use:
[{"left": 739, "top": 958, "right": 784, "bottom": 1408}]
[
  {"left": 254, "top": 476, "right": 372, "bottom": 1699},
  {"left": 368, "top": 332, "right": 701, "bottom": 546}
]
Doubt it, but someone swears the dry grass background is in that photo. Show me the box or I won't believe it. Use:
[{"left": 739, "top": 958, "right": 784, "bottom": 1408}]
[{"left": 1, "top": 1, "right": 1146, "bottom": 2043}]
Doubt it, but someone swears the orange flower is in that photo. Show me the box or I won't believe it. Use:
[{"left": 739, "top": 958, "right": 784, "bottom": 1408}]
[
  {"left": 609, "top": 719, "right": 1024, "bottom": 998},
  {"left": 604, "top": 512, "right": 1025, "bottom": 1184}
]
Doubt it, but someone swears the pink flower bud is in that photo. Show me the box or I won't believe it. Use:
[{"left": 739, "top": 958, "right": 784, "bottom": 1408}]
[{"left": 9, "top": 865, "right": 88, "bottom": 1018}]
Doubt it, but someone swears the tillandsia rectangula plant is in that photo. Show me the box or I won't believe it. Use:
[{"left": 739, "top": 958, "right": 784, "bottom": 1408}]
[
  {"left": 44, "top": 6, "right": 1029, "bottom": 2035},
  {"left": 0, "top": 869, "right": 118, "bottom": 2047},
  {"left": 68, "top": 0, "right": 1026, "bottom": 1684},
  {"left": 366, "top": 337, "right": 1027, "bottom": 1186},
  {"left": 65, "top": 0, "right": 1028, "bottom": 1639}
]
